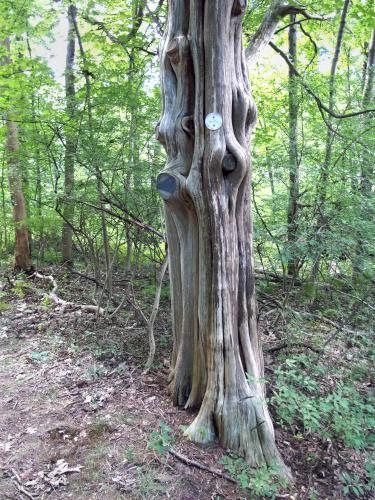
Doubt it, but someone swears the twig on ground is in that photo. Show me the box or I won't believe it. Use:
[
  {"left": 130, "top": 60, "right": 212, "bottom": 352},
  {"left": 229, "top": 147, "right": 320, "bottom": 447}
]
[
  {"left": 1, "top": 468, "right": 36, "bottom": 500},
  {"left": 299, "top": 310, "right": 357, "bottom": 335},
  {"left": 264, "top": 342, "right": 322, "bottom": 354},
  {"left": 168, "top": 449, "right": 237, "bottom": 484},
  {"left": 258, "top": 290, "right": 359, "bottom": 336}
]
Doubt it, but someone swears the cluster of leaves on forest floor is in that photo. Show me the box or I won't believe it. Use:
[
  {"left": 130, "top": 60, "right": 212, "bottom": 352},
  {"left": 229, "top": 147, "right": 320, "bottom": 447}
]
[{"left": 0, "top": 267, "right": 374, "bottom": 499}]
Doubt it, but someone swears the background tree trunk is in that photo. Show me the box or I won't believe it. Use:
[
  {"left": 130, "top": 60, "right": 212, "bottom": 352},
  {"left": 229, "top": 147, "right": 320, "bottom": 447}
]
[
  {"left": 156, "top": 0, "right": 289, "bottom": 473},
  {"left": 354, "top": 29, "right": 375, "bottom": 276},
  {"left": 6, "top": 118, "right": 33, "bottom": 272},
  {"left": 1, "top": 38, "right": 32, "bottom": 272},
  {"left": 311, "top": 0, "right": 350, "bottom": 283},
  {"left": 359, "top": 29, "right": 375, "bottom": 197},
  {"left": 61, "top": 4, "right": 77, "bottom": 265},
  {"left": 72, "top": 8, "right": 113, "bottom": 295},
  {"left": 287, "top": 15, "right": 299, "bottom": 277}
]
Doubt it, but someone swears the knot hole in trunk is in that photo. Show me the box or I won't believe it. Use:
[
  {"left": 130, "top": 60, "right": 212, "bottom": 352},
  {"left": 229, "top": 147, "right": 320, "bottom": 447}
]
[{"left": 222, "top": 151, "right": 237, "bottom": 173}]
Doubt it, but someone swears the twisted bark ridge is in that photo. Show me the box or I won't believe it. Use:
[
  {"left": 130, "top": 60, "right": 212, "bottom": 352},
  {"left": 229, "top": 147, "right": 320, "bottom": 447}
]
[{"left": 156, "top": 0, "right": 288, "bottom": 473}]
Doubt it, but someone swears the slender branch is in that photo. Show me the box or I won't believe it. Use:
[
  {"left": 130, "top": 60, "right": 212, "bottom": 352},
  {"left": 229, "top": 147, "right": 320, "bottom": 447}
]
[
  {"left": 299, "top": 24, "right": 318, "bottom": 70},
  {"left": 269, "top": 42, "right": 375, "bottom": 119},
  {"left": 245, "top": 0, "right": 333, "bottom": 67},
  {"left": 82, "top": 1, "right": 145, "bottom": 54},
  {"left": 73, "top": 198, "right": 164, "bottom": 239},
  {"left": 264, "top": 341, "right": 322, "bottom": 354}
]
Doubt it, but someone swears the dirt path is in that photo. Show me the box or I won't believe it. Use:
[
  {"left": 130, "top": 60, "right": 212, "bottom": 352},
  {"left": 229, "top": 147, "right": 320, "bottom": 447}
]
[{"left": 0, "top": 297, "right": 242, "bottom": 499}]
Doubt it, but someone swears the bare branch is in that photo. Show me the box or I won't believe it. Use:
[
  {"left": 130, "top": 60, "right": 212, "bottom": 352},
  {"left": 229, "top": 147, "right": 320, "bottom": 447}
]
[
  {"left": 269, "top": 42, "right": 375, "bottom": 119},
  {"left": 245, "top": 0, "right": 333, "bottom": 67},
  {"left": 73, "top": 198, "right": 164, "bottom": 239}
]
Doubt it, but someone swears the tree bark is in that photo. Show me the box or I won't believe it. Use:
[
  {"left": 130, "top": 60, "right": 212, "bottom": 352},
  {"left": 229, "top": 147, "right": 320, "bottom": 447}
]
[
  {"left": 61, "top": 4, "right": 77, "bottom": 265},
  {"left": 156, "top": 0, "right": 289, "bottom": 474},
  {"left": 1, "top": 38, "right": 32, "bottom": 272},
  {"left": 1, "top": 157, "right": 8, "bottom": 252}
]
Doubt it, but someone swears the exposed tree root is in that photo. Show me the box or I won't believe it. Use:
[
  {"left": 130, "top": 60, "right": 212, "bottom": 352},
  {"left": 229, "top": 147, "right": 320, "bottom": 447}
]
[{"left": 30, "top": 272, "right": 105, "bottom": 315}]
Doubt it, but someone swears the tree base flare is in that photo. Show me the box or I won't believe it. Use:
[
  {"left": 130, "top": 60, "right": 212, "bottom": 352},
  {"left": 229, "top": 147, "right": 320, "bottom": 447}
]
[{"left": 185, "top": 395, "right": 292, "bottom": 479}]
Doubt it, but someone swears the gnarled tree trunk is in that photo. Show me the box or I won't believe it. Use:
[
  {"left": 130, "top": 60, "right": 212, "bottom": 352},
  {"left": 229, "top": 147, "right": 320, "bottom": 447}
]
[{"left": 156, "top": 0, "right": 288, "bottom": 473}]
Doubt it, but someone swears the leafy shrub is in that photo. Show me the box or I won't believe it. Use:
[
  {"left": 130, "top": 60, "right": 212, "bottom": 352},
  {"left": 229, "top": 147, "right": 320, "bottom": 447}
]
[
  {"left": 271, "top": 355, "right": 374, "bottom": 449},
  {"left": 218, "top": 455, "right": 289, "bottom": 498},
  {"left": 340, "top": 457, "right": 375, "bottom": 499}
]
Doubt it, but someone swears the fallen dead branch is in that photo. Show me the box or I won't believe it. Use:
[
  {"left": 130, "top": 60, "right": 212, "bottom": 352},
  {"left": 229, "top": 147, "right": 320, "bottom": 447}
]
[
  {"left": 297, "top": 310, "right": 358, "bottom": 336},
  {"left": 1, "top": 467, "right": 36, "bottom": 500},
  {"left": 168, "top": 449, "right": 237, "bottom": 484},
  {"left": 264, "top": 342, "right": 322, "bottom": 354},
  {"left": 30, "top": 272, "right": 105, "bottom": 315},
  {"left": 259, "top": 290, "right": 359, "bottom": 336}
]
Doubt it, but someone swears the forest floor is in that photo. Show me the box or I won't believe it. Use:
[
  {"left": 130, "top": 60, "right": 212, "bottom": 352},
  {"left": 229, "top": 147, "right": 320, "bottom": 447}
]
[{"left": 0, "top": 267, "right": 373, "bottom": 499}]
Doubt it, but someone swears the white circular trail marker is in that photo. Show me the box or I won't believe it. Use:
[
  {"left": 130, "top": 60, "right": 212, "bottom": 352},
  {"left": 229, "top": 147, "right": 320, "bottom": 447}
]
[{"left": 205, "top": 112, "right": 222, "bottom": 131}]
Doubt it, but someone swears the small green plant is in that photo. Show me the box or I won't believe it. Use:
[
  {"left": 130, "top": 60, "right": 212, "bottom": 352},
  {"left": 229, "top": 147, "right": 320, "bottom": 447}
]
[
  {"left": 340, "top": 471, "right": 366, "bottom": 498},
  {"left": 339, "top": 456, "right": 375, "bottom": 498},
  {"left": 85, "top": 364, "right": 108, "bottom": 379},
  {"left": 123, "top": 445, "right": 136, "bottom": 462},
  {"left": 307, "top": 486, "right": 319, "bottom": 500},
  {"left": 29, "top": 351, "right": 50, "bottom": 362},
  {"left": 87, "top": 420, "right": 112, "bottom": 438},
  {"left": 159, "top": 333, "right": 171, "bottom": 349},
  {"left": 41, "top": 295, "right": 52, "bottom": 307},
  {"left": 148, "top": 421, "right": 175, "bottom": 454},
  {"left": 218, "top": 455, "right": 289, "bottom": 498},
  {"left": 13, "top": 278, "right": 28, "bottom": 298},
  {"left": 136, "top": 468, "right": 167, "bottom": 499},
  {"left": 0, "top": 301, "right": 10, "bottom": 311}
]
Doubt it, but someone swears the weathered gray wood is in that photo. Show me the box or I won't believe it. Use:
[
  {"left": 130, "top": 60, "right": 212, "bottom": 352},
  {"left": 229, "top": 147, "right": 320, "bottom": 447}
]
[{"left": 157, "top": 0, "right": 289, "bottom": 474}]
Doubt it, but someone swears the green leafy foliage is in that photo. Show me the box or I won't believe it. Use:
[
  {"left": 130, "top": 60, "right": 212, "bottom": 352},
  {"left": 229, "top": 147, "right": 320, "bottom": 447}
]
[
  {"left": 340, "top": 458, "right": 375, "bottom": 499},
  {"left": 0, "top": 301, "right": 10, "bottom": 311},
  {"left": 271, "top": 355, "right": 374, "bottom": 449},
  {"left": 147, "top": 421, "right": 176, "bottom": 455},
  {"left": 218, "top": 455, "right": 289, "bottom": 498}
]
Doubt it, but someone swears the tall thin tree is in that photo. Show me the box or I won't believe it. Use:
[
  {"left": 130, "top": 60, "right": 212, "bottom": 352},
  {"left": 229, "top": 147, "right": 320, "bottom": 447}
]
[
  {"left": 61, "top": 3, "right": 77, "bottom": 265},
  {"left": 287, "top": 15, "right": 300, "bottom": 277},
  {"left": 311, "top": 0, "right": 350, "bottom": 282},
  {"left": 1, "top": 38, "right": 33, "bottom": 272}
]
